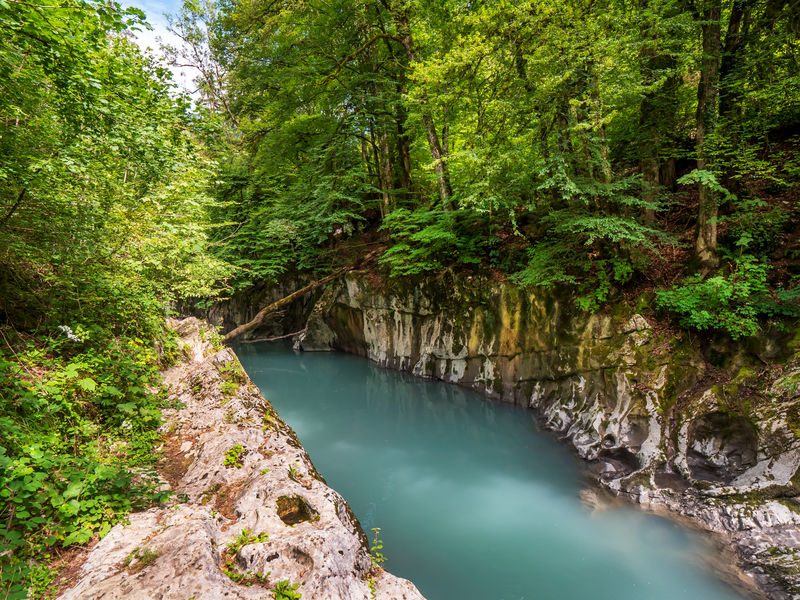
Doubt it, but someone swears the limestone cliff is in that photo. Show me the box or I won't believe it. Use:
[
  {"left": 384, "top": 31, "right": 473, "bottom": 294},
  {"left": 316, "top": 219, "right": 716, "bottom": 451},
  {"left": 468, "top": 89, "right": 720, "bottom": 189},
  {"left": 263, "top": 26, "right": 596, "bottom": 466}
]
[
  {"left": 288, "top": 272, "right": 800, "bottom": 599},
  {"left": 58, "top": 318, "right": 424, "bottom": 600}
]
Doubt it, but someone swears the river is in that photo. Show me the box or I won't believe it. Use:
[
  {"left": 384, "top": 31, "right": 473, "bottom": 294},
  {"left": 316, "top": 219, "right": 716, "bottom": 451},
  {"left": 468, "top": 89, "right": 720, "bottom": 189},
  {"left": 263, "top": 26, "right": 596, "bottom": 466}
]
[{"left": 236, "top": 342, "right": 747, "bottom": 600}]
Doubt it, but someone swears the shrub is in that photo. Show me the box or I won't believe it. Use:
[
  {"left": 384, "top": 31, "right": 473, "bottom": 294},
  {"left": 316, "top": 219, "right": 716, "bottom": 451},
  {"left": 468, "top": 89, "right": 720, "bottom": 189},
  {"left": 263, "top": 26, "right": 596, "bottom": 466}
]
[
  {"left": 379, "top": 209, "right": 481, "bottom": 277},
  {"left": 656, "top": 256, "right": 798, "bottom": 339}
]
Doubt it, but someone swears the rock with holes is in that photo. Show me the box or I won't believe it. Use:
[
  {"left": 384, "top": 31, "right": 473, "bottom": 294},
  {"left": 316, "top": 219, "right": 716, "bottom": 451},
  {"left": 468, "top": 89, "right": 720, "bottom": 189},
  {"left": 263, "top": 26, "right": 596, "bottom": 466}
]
[{"left": 58, "top": 318, "right": 424, "bottom": 600}]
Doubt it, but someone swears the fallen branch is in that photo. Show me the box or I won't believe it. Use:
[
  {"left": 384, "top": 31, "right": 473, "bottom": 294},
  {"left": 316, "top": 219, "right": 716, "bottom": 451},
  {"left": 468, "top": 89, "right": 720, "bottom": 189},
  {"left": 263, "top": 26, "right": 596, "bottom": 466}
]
[
  {"left": 222, "top": 248, "right": 381, "bottom": 344},
  {"left": 240, "top": 328, "right": 306, "bottom": 344}
]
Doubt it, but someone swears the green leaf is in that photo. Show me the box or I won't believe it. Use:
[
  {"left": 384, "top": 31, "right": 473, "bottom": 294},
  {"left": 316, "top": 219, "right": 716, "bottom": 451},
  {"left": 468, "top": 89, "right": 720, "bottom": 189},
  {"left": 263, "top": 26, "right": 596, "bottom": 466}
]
[{"left": 77, "top": 378, "right": 98, "bottom": 392}]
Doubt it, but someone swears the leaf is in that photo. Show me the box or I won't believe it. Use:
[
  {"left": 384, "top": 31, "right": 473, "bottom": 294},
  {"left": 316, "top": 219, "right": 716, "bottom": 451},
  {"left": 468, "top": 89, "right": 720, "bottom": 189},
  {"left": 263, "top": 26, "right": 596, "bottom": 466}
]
[
  {"left": 77, "top": 377, "right": 97, "bottom": 392},
  {"left": 63, "top": 481, "right": 84, "bottom": 499}
]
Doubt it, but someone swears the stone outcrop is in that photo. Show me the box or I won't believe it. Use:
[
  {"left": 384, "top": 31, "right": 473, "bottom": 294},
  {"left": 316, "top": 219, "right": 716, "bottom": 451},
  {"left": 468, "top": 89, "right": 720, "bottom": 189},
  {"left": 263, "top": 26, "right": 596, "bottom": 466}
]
[
  {"left": 291, "top": 272, "right": 800, "bottom": 599},
  {"left": 58, "top": 317, "right": 424, "bottom": 600}
]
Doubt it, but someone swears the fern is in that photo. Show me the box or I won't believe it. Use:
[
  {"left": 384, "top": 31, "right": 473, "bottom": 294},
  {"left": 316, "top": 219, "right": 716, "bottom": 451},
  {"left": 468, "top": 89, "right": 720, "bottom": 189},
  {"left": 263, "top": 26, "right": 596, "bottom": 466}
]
[{"left": 379, "top": 209, "right": 481, "bottom": 277}]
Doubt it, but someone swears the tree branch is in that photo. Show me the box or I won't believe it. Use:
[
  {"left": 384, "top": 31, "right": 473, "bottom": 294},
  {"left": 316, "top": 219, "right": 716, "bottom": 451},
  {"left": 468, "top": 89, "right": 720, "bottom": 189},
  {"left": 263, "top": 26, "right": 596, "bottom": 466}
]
[
  {"left": 1, "top": 188, "right": 26, "bottom": 230},
  {"left": 222, "top": 248, "right": 382, "bottom": 343}
]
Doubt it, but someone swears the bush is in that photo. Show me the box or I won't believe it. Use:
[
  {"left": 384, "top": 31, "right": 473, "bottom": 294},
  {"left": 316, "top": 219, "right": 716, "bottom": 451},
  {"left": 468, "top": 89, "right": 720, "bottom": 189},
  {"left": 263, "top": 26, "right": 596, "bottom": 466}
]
[
  {"left": 656, "top": 256, "right": 798, "bottom": 339},
  {"left": 379, "top": 209, "right": 482, "bottom": 277},
  {"left": 0, "top": 326, "right": 173, "bottom": 598}
]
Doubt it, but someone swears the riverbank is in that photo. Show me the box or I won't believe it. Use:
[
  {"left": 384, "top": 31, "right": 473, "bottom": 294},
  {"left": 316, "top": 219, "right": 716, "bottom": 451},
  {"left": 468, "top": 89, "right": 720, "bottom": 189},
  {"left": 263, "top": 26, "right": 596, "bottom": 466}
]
[
  {"left": 56, "top": 318, "right": 423, "bottom": 600},
  {"left": 209, "top": 272, "right": 800, "bottom": 599}
]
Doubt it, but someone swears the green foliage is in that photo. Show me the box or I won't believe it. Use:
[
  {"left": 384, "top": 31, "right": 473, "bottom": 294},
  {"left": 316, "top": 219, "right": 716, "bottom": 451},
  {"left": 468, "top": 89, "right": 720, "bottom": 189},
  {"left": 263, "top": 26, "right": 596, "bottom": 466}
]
[
  {"left": 26, "top": 564, "right": 56, "bottom": 600},
  {"left": 203, "top": 0, "right": 799, "bottom": 333},
  {"left": 0, "top": 1, "right": 233, "bottom": 596},
  {"left": 721, "top": 199, "right": 790, "bottom": 256},
  {"left": 513, "top": 171, "right": 667, "bottom": 311},
  {"left": 227, "top": 529, "right": 269, "bottom": 555},
  {"left": 220, "top": 529, "right": 270, "bottom": 586},
  {"left": 0, "top": 330, "right": 173, "bottom": 597},
  {"left": 219, "top": 359, "right": 245, "bottom": 397},
  {"left": 677, "top": 169, "right": 736, "bottom": 203},
  {"left": 370, "top": 527, "right": 386, "bottom": 568},
  {"left": 223, "top": 444, "right": 246, "bottom": 468},
  {"left": 366, "top": 527, "right": 386, "bottom": 600},
  {"left": 273, "top": 580, "right": 302, "bottom": 600},
  {"left": 656, "top": 256, "right": 799, "bottom": 339},
  {"left": 379, "top": 209, "right": 483, "bottom": 277}
]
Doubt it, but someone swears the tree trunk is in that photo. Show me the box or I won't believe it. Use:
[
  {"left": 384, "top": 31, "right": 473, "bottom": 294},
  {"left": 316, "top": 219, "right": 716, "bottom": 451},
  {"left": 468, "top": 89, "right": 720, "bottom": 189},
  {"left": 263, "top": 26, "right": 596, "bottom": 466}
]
[
  {"left": 637, "top": 1, "right": 682, "bottom": 223},
  {"left": 222, "top": 249, "right": 382, "bottom": 343},
  {"left": 641, "top": 157, "right": 659, "bottom": 223},
  {"left": 379, "top": 130, "right": 394, "bottom": 216},
  {"left": 660, "top": 159, "right": 677, "bottom": 190},
  {"left": 392, "top": 3, "right": 453, "bottom": 207},
  {"left": 395, "top": 86, "right": 414, "bottom": 194},
  {"left": 694, "top": 0, "right": 722, "bottom": 271},
  {"left": 719, "top": 0, "right": 753, "bottom": 121},
  {"left": 638, "top": 7, "right": 660, "bottom": 223},
  {"left": 420, "top": 112, "right": 453, "bottom": 204},
  {"left": 589, "top": 67, "right": 611, "bottom": 184}
]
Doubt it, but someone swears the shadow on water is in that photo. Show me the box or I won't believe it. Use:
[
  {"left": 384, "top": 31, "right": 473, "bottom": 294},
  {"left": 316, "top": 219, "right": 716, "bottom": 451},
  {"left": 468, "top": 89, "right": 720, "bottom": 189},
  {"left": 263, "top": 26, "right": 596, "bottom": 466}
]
[{"left": 236, "top": 341, "right": 749, "bottom": 600}]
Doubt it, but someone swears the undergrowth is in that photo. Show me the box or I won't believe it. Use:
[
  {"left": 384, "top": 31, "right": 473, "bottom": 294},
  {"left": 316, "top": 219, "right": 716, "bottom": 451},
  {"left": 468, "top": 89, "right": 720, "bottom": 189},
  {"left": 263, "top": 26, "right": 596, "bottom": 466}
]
[{"left": 0, "top": 322, "right": 180, "bottom": 598}]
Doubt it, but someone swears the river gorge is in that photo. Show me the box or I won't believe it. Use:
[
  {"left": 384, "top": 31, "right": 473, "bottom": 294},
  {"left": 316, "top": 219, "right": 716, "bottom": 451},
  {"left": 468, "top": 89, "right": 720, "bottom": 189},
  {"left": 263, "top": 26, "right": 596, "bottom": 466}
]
[
  {"left": 210, "top": 272, "right": 800, "bottom": 599},
  {"left": 237, "top": 341, "right": 748, "bottom": 600}
]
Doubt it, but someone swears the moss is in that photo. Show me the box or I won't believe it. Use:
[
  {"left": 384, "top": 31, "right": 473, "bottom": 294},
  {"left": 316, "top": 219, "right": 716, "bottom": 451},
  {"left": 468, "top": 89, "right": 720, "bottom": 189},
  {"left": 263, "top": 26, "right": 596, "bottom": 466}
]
[
  {"left": 200, "top": 483, "right": 222, "bottom": 505},
  {"left": 779, "top": 498, "right": 800, "bottom": 515},
  {"left": 124, "top": 547, "right": 159, "bottom": 573}
]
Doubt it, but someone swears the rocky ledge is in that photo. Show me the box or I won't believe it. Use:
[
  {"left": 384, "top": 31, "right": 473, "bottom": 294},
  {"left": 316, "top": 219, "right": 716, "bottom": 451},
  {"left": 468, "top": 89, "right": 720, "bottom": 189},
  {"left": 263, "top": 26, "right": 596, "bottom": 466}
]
[
  {"left": 279, "top": 272, "right": 800, "bottom": 599},
  {"left": 58, "top": 317, "right": 424, "bottom": 600}
]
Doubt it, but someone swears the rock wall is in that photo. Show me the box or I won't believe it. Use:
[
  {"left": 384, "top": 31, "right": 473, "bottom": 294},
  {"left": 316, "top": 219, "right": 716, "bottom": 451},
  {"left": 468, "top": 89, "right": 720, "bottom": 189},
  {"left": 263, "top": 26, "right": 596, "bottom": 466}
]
[
  {"left": 293, "top": 272, "right": 800, "bottom": 599},
  {"left": 206, "top": 277, "right": 320, "bottom": 341},
  {"left": 58, "top": 318, "right": 424, "bottom": 600}
]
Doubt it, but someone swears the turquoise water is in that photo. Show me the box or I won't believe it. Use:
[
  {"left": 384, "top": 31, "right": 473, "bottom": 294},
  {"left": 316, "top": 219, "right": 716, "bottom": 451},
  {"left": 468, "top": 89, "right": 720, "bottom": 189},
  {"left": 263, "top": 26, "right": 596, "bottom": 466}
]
[{"left": 236, "top": 343, "right": 747, "bottom": 600}]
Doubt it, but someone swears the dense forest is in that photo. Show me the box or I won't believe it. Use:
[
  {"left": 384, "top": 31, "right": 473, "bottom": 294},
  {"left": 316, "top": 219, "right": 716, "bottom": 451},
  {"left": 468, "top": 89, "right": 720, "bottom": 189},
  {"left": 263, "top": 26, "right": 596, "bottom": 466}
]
[
  {"left": 198, "top": 0, "right": 800, "bottom": 333},
  {"left": 0, "top": 0, "right": 798, "bottom": 596}
]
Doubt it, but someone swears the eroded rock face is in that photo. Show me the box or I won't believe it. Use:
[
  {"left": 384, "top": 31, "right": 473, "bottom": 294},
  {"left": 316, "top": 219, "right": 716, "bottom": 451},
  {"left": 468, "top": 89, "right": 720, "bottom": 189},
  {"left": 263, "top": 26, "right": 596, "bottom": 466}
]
[
  {"left": 292, "top": 272, "right": 800, "bottom": 599},
  {"left": 58, "top": 318, "right": 424, "bottom": 600}
]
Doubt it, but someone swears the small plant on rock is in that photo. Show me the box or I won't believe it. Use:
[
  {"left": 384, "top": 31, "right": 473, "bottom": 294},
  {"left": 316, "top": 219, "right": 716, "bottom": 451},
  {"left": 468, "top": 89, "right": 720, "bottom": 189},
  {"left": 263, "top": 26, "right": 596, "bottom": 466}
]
[
  {"left": 227, "top": 529, "right": 269, "bottom": 555},
  {"left": 273, "top": 579, "right": 302, "bottom": 599},
  {"left": 366, "top": 527, "right": 386, "bottom": 599},
  {"left": 123, "top": 547, "right": 160, "bottom": 573},
  {"left": 224, "top": 444, "right": 246, "bottom": 468},
  {"left": 221, "top": 529, "right": 270, "bottom": 586},
  {"left": 220, "top": 380, "right": 240, "bottom": 399}
]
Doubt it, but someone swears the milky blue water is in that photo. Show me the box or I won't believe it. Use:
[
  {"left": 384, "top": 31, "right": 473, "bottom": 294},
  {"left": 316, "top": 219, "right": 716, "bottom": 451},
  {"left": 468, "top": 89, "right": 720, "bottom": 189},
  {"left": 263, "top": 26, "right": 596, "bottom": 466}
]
[{"left": 236, "top": 342, "right": 747, "bottom": 600}]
